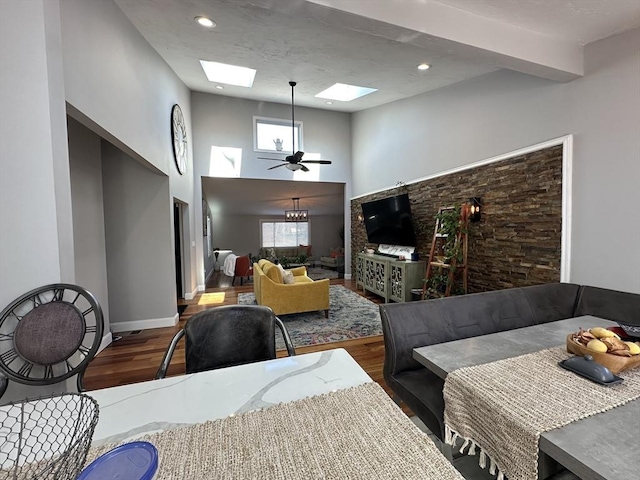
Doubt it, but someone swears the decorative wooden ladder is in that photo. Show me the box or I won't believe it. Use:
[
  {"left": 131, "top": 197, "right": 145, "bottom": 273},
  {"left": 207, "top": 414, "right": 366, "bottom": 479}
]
[{"left": 421, "top": 204, "right": 469, "bottom": 299}]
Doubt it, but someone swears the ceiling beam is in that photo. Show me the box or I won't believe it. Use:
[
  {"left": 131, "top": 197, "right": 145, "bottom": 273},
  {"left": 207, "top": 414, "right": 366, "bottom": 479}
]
[{"left": 306, "top": 0, "right": 583, "bottom": 81}]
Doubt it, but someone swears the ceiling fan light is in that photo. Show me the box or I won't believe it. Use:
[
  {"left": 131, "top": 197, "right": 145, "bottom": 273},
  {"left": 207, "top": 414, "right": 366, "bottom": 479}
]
[{"left": 286, "top": 163, "right": 302, "bottom": 171}]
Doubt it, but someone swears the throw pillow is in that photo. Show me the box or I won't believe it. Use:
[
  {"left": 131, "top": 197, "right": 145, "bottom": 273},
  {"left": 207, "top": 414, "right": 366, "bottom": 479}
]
[
  {"left": 283, "top": 270, "right": 295, "bottom": 284},
  {"left": 299, "top": 244, "right": 312, "bottom": 256},
  {"left": 277, "top": 264, "right": 295, "bottom": 284}
]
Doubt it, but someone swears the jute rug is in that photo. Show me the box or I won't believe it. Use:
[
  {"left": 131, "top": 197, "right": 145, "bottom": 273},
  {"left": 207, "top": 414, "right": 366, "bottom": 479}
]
[
  {"left": 86, "top": 382, "right": 464, "bottom": 480},
  {"left": 444, "top": 346, "right": 640, "bottom": 480},
  {"left": 238, "top": 285, "right": 381, "bottom": 349}
]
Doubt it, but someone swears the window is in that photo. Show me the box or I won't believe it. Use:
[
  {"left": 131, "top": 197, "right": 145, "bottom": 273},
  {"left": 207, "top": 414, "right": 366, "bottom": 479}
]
[
  {"left": 261, "top": 221, "right": 309, "bottom": 247},
  {"left": 254, "top": 116, "right": 303, "bottom": 153}
]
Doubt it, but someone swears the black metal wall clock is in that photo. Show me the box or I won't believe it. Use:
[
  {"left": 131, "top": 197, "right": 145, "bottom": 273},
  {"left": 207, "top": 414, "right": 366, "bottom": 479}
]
[{"left": 171, "top": 104, "right": 187, "bottom": 175}]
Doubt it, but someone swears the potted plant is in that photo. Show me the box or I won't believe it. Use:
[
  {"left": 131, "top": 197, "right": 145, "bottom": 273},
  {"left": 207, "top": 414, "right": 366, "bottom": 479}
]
[
  {"left": 423, "top": 205, "right": 466, "bottom": 297},
  {"left": 435, "top": 206, "right": 464, "bottom": 264}
]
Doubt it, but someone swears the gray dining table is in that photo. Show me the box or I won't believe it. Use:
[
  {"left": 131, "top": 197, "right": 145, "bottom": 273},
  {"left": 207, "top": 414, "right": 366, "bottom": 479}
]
[{"left": 413, "top": 315, "right": 640, "bottom": 480}]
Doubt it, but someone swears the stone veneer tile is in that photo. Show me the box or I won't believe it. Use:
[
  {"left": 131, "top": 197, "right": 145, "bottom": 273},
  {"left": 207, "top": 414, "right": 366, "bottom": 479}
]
[{"left": 351, "top": 145, "right": 562, "bottom": 293}]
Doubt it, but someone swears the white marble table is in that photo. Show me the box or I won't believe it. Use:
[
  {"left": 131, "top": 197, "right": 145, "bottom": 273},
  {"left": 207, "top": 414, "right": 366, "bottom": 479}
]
[
  {"left": 87, "top": 348, "right": 372, "bottom": 447},
  {"left": 413, "top": 316, "right": 639, "bottom": 480}
]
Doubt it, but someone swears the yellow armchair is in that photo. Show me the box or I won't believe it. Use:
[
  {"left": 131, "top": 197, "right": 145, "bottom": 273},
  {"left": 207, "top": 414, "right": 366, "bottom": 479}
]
[{"left": 253, "top": 260, "right": 330, "bottom": 317}]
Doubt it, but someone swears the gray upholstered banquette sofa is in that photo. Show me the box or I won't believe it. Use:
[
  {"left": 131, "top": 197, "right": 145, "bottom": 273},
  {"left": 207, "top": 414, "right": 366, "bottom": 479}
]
[{"left": 379, "top": 283, "right": 640, "bottom": 441}]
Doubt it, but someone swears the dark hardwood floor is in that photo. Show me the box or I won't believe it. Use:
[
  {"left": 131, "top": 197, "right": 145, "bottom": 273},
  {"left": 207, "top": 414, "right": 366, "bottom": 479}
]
[{"left": 83, "top": 271, "right": 400, "bottom": 407}]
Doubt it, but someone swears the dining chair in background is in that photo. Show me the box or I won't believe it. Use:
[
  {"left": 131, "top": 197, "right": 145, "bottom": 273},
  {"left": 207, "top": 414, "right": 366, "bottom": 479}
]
[
  {"left": 232, "top": 255, "right": 253, "bottom": 285},
  {"left": 155, "top": 304, "right": 295, "bottom": 379},
  {"left": 0, "top": 283, "right": 104, "bottom": 401}
]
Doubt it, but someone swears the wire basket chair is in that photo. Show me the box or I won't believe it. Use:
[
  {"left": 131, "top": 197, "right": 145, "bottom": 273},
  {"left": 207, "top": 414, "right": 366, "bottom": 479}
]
[{"left": 0, "top": 393, "right": 99, "bottom": 480}]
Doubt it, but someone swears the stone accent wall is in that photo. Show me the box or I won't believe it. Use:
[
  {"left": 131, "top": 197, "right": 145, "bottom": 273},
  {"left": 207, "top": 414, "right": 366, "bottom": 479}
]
[{"left": 351, "top": 145, "right": 563, "bottom": 293}]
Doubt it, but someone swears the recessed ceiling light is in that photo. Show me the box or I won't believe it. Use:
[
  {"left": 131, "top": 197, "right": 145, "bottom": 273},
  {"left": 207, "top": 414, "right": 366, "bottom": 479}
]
[
  {"left": 199, "top": 60, "right": 257, "bottom": 88},
  {"left": 417, "top": 63, "right": 431, "bottom": 71},
  {"left": 215, "top": 85, "right": 224, "bottom": 90},
  {"left": 195, "top": 16, "right": 216, "bottom": 28},
  {"left": 315, "top": 83, "right": 377, "bottom": 102},
  {"left": 325, "top": 101, "right": 333, "bottom": 105}
]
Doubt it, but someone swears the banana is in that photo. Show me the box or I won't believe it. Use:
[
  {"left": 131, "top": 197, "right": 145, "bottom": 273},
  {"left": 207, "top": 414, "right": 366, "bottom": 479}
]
[
  {"left": 586, "top": 339, "right": 608, "bottom": 353},
  {"left": 589, "top": 327, "right": 620, "bottom": 339},
  {"left": 624, "top": 342, "right": 640, "bottom": 355}
]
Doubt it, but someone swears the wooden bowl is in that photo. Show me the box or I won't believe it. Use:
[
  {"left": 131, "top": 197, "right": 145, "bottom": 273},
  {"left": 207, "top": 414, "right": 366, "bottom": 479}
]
[{"left": 566, "top": 335, "right": 640, "bottom": 374}]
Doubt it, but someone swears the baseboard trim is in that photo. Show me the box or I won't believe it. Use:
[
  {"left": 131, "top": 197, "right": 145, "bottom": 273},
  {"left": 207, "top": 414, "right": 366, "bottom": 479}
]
[
  {"left": 97, "top": 332, "right": 113, "bottom": 354},
  {"left": 184, "top": 285, "right": 199, "bottom": 300},
  {"left": 110, "top": 314, "right": 179, "bottom": 333},
  {"left": 344, "top": 273, "right": 352, "bottom": 280}
]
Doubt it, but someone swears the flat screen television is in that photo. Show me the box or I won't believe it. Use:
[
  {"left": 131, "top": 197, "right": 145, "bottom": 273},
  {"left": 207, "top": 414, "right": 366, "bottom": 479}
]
[{"left": 361, "top": 193, "right": 417, "bottom": 247}]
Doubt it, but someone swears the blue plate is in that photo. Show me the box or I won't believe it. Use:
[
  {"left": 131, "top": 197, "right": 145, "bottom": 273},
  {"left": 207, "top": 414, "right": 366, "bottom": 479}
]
[{"left": 78, "top": 441, "right": 158, "bottom": 480}]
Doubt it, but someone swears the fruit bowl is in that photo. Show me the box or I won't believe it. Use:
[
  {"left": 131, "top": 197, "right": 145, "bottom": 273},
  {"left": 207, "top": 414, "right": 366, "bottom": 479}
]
[{"left": 566, "top": 334, "right": 640, "bottom": 374}]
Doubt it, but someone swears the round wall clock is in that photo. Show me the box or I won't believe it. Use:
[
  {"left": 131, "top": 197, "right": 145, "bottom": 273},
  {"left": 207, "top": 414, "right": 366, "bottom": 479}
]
[{"left": 171, "top": 104, "right": 188, "bottom": 175}]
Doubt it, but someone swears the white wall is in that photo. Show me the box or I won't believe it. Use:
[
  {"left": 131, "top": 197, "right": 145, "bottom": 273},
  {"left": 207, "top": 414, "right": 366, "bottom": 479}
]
[
  {"left": 191, "top": 92, "right": 352, "bottom": 286},
  {"left": 308, "top": 215, "right": 345, "bottom": 256},
  {"left": 60, "top": 0, "right": 197, "bottom": 299},
  {"left": 0, "top": 0, "right": 72, "bottom": 306},
  {"left": 102, "top": 142, "right": 176, "bottom": 331},
  {"left": 352, "top": 29, "right": 640, "bottom": 293},
  {"left": 68, "top": 118, "right": 111, "bottom": 334}
]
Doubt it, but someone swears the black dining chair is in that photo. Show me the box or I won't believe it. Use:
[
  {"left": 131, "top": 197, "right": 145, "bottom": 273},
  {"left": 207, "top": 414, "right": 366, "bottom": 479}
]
[
  {"left": 0, "top": 283, "right": 104, "bottom": 400},
  {"left": 155, "top": 305, "right": 295, "bottom": 379}
]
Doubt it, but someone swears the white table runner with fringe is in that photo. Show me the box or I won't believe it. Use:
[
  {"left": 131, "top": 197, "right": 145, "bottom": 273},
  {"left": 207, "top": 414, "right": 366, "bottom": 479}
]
[
  {"left": 87, "top": 382, "right": 464, "bottom": 480},
  {"left": 443, "top": 346, "right": 640, "bottom": 480}
]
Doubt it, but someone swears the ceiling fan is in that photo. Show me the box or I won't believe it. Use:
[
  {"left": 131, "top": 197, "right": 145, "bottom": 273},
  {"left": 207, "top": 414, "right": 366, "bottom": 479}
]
[{"left": 259, "top": 81, "right": 332, "bottom": 172}]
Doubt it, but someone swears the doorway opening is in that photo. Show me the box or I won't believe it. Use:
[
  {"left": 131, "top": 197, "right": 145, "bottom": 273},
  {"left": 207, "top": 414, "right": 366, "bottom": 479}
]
[{"left": 173, "top": 201, "right": 186, "bottom": 305}]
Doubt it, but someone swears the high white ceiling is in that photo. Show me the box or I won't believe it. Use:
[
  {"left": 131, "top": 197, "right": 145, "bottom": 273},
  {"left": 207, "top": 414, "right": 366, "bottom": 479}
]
[
  {"left": 114, "top": 0, "right": 639, "bottom": 215},
  {"left": 116, "top": 0, "right": 639, "bottom": 112}
]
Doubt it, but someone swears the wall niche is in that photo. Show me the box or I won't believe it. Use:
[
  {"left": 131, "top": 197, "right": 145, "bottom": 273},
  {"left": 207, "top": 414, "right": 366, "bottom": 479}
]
[{"left": 351, "top": 145, "right": 563, "bottom": 293}]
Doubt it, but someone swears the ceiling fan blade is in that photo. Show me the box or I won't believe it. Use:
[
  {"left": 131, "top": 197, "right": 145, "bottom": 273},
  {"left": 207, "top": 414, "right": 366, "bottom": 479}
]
[
  {"left": 267, "top": 163, "right": 288, "bottom": 170},
  {"left": 300, "top": 164, "right": 310, "bottom": 172},
  {"left": 301, "top": 160, "right": 332, "bottom": 164}
]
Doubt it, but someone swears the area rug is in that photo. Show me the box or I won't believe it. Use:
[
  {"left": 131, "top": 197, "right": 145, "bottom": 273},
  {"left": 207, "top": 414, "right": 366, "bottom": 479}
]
[
  {"left": 198, "top": 292, "right": 225, "bottom": 305},
  {"left": 306, "top": 267, "right": 339, "bottom": 280},
  {"left": 238, "top": 285, "right": 381, "bottom": 349}
]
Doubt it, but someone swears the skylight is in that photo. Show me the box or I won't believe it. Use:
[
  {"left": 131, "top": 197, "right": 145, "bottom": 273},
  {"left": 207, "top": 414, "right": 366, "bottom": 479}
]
[
  {"left": 314, "top": 83, "right": 377, "bottom": 102},
  {"left": 199, "top": 60, "right": 256, "bottom": 88}
]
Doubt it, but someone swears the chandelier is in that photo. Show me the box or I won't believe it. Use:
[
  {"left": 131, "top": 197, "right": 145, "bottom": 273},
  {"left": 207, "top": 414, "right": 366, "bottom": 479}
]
[{"left": 285, "top": 197, "right": 308, "bottom": 222}]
